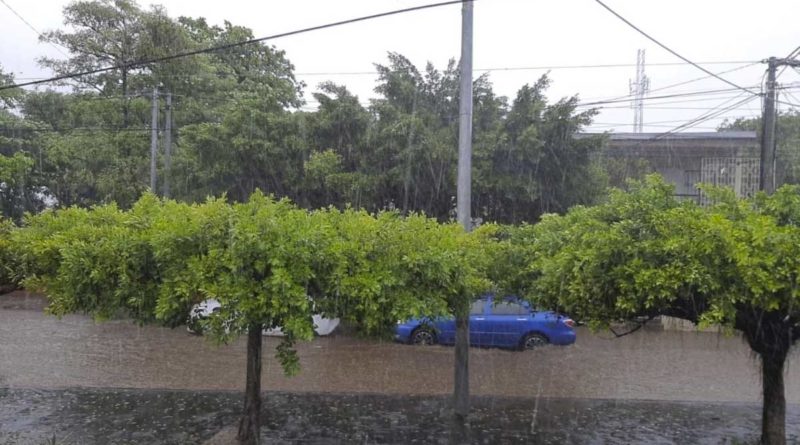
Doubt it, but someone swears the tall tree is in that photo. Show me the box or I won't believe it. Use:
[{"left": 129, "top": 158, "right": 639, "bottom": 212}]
[
  {"left": 503, "top": 175, "right": 800, "bottom": 445},
  {"left": 720, "top": 111, "right": 800, "bottom": 186},
  {"left": 0, "top": 66, "right": 49, "bottom": 219},
  {"left": 474, "top": 75, "right": 605, "bottom": 222}
]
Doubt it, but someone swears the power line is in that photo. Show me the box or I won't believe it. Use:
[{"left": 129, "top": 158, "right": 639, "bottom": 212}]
[
  {"left": 595, "top": 105, "right": 763, "bottom": 111},
  {"left": 10, "top": 60, "right": 759, "bottom": 82},
  {"left": 593, "top": 0, "right": 759, "bottom": 97},
  {"left": 581, "top": 83, "right": 800, "bottom": 108},
  {"left": 783, "top": 89, "right": 800, "bottom": 107},
  {"left": 0, "top": 126, "right": 151, "bottom": 133},
  {"left": 652, "top": 94, "right": 760, "bottom": 139},
  {"left": 577, "top": 86, "right": 757, "bottom": 107},
  {"left": 579, "top": 62, "right": 758, "bottom": 105},
  {"left": 589, "top": 124, "right": 721, "bottom": 130},
  {"left": 0, "top": 0, "right": 69, "bottom": 58},
  {"left": 0, "top": 0, "right": 467, "bottom": 92},
  {"left": 659, "top": 92, "right": 751, "bottom": 135},
  {"left": 776, "top": 45, "right": 800, "bottom": 80}
]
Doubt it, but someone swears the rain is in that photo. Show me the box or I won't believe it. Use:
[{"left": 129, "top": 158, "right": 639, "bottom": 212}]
[{"left": 2, "top": 1, "right": 800, "bottom": 444}]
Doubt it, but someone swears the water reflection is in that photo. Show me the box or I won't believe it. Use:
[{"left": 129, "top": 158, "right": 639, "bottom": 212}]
[
  {"left": 0, "top": 388, "right": 798, "bottom": 444},
  {"left": 1, "top": 292, "right": 799, "bottom": 443}
]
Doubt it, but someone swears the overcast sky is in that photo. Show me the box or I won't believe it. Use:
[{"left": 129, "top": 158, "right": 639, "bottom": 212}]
[{"left": 2, "top": 0, "right": 799, "bottom": 133}]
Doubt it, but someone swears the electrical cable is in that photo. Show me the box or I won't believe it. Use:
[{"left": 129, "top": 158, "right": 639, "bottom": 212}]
[
  {"left": 0, "top": 0, "right": 69, "bottom": 57},
  {"left": 651, "top": 94, "right": 759, "bottom": 139},
  {"left": 10, "top": 60, "right": 758, "bottom": 82},
  {"left": 578, "top": 62, "right": 758, "bottom": 105},
  {"left": 0, "top": 0, "right": 468, "bottom": 91},
  {"left": 577, "top": 86, "right": 757, "bottom": 107},
  {"left": 594, "top": 0, "right": 759, "bottom": 96},
  {"left": 776, "top": 45, "right": 800, "bottom": 80}
]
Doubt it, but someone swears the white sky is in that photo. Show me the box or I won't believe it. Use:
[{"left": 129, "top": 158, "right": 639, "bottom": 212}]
[{"left": 2, "top": 0, "right": 800, "bottom": 133}]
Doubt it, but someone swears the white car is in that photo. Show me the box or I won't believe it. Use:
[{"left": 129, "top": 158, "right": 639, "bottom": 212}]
[{"left": 187, "top": 299, "right": 340, "bottom": 336}]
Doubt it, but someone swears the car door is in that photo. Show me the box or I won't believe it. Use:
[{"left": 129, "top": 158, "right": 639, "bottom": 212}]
[
  {"left": 485, "top": 300, "right": 529, "bottom": 348},
  {"left": 468, "top": 298, "right": 490, "bottom": 346},
  {"left": 434, "top": 299, "right": 486, "bottom": 345}
]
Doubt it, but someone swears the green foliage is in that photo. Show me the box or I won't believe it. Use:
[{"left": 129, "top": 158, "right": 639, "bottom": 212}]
[
  {"left": 11, "top": 191, "right": 499, "bottom": 373},
  {"left": 14, "top": 1, "right": 605, "bottom": 221},
  {"left": 0, "top": 152, "right": 36, "bottom": 220},
  {"left": 720, "top": 110, "right": 800, "bottom": 186},
  {"left": 0, "top": 65, "right": 22, "bottom": 109},
  {"left": 0, "top": 217, "right": 18, "bottom": 287},
  {"left": 509, "top": 174, "right": 800, "bottom": 337},
  {"left": 13, "top": 199, "right": 160, "bottom": 320}
]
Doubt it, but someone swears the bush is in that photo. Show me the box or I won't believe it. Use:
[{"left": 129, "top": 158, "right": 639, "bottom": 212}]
[{"left": 0, "top": 217, "right": 19, "bottom": 291}]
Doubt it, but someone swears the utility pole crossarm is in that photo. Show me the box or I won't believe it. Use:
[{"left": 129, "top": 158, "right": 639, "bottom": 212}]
[{"left": 772, "top": 58, "right": 800, "bottom": 67}]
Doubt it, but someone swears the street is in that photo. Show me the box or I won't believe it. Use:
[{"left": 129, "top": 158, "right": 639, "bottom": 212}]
[{"left": 1, "top": 292, "right": 799, "bottom": 444}]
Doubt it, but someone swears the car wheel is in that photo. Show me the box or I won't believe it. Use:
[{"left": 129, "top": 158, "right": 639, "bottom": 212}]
[
  {"left": 410, "top": 327, "right": 436, "bottom": 346},
  {"left": 521, "top": 333, "right": 548, "bottom": 350}
]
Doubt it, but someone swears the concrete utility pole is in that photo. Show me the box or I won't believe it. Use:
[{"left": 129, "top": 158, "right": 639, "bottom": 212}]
[
  {"left": 760, "top": 57, "right": 778, "bottom": 194},
  {"left": 150, "top": 87, "right": 159, "bottom": 193},
  {"left": 454, "top": 0, "right": 473, "bottom": 426},
  {"left": 163, "top": 92, "right": 172, "bottom": 199},
  {"left": 760, "top": 57, "right": 800, "bottom": 193}
]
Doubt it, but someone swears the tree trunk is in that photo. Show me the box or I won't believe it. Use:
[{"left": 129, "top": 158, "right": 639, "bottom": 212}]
[
  {"left": 121, "top": 68, "right": 129, "bottom": 128},
  {"left": 237, "top": 323, "right": 263, "bottom": 445},
  {"left": 761, "top": 349, "right": 787, "bottom": 445},
  {"left": 451, "top": 312, "right": 470, "bottom": 443}
]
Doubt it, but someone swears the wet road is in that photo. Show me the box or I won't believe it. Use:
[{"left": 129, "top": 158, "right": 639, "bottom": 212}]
[
  {"left": 2, "top": 388, "right": 799, "bottom": 445},
  {"left": 2, "top": 291, "right": 800, "bottom": 444},
  {"left": 1, "top": 292, "right": 798, "bottom": 402}
]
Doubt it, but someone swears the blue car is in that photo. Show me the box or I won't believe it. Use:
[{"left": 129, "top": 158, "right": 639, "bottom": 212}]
[{"left": 395, "top": 295, "right": 576, "bottom": 350}]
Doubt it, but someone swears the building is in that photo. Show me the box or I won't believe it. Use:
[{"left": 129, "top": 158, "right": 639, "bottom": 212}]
[{"left": 595, "top": 131, "right": 760, "bottom": 202}]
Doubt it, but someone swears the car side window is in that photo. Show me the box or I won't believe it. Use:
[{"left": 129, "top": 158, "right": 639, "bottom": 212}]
[
  {"left": 469, "top": 300, "right": 485, "bottom": 315},
  {"left": 491, "top": 301, "right": 527, "bottom": 315}
]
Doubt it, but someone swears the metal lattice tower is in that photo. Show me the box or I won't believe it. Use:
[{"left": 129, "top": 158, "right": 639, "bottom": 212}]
[{"left": 629, "top": 49, "right": 650, "bottom": 133}]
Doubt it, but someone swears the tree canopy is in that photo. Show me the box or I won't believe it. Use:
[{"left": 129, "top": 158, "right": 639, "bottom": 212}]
[
  {"left": 499, "top": 175, "right": 800, "bottom": 445},
  {"left": 7, "top": 190, "right": 498, "bottom": 443},
  {"left": 0, "top": 0, "right": 606, "bottom": 223}
]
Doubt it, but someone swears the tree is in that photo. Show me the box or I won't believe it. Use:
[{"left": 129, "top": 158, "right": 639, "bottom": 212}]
[
  {"left": 0, "top": 65, "right": 22, "bottom": 109},
  {"left": 12, "top": 191, "right": 488, "bottom": 444},
  {"left": 176, "top": 99, "right": 305, "bottom": 203},
  {"left": 473, "top": 75, "right": 605, "bottom": 222},
  {"left": 504, "top": 175, "right": 800, "bottom": 445},
  {"left": 39, "top": 0, "right": 195, "bottom": 126},
  {"left": 720, "top": 111, "right": 800, "bottom": 186},
  {"left": 0, "top": 152, "right": 39, "bottom": 220},
  {"left": 300, "top": 83, "right": 374, "bottom": 210},
  {"left": 0, "top": 217, "right": 18, "bottom": 293}
]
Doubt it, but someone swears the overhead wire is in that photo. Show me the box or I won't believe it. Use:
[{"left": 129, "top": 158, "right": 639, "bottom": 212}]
[
  {"left": 0, "top": 0, "right": 69, "bottom": 58},
  {"left": 776, "top": 45, "right": 800, "bottom": 80},
  {"left": 593, "top": 0, "right": 759, "bottom": 97},
  {"left": 577, "top": 62, "right": 758, "bottom": 105},
  {"left": 651, "top": 94, "right": 760, "bottom": 139},
  {"left": 0, "top": 0, "right": 468, "bottom": 91},
  {"left": 577, "top": 86, "right": 758, "bottom": 107},
  {"left": 8, "top": 60, "right": 759, "bottom": 82}
]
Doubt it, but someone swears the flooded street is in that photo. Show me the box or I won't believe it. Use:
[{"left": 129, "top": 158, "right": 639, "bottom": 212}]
[{"left": 1, "top": 292, "right": 799, "bottom": 443}]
